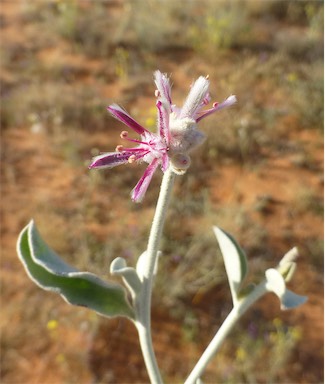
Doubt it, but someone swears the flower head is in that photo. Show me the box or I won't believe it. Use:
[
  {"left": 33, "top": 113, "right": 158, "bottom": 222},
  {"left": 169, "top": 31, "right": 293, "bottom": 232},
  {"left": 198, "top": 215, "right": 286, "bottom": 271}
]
[
  {"left": 88, "top": 103, "right": 168, "bottom": 202},
  {"left": 89, "top": 71, "right": 236, "bottom": 202}
]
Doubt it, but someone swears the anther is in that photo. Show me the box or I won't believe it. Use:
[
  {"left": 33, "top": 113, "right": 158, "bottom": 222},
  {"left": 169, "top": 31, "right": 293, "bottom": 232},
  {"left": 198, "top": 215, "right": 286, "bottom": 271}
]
[
  {"left": 120, "top": 131, "right": 128, "bottom": 139},
  {"left": 128, "top": 155, "right": 136, "bottom": 163},
  {"left": 213, "top": 102, "right": 219, "bottom": 108},
  {"left": 116, "top": 145, "right": 124, "bottom": 152}
]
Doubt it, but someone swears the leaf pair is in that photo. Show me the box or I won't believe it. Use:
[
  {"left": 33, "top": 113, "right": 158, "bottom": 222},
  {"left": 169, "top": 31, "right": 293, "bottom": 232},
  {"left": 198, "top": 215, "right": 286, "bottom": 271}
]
[
  {"left": 213, "top": 226, "right": 307, "bottom": 310},
  {"left": 17, "top": 221, "right": 306, "bottom": 322}
]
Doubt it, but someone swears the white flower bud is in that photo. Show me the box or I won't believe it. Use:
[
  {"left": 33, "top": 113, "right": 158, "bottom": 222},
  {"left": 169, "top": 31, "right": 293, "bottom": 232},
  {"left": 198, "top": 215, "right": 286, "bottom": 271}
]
[
  {"left": 169, "top": 113, "right": 206, "bottom": 153},
  {"left": 170, "top": 153, "right": 191, "bottom": 175}
]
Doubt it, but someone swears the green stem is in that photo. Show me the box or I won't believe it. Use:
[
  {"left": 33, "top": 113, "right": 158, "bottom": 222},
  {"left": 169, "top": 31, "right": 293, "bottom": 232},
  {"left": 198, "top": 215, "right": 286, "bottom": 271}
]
[
  {"left": 184, "top": 281, "right": 268, "bottom": 384},
  {"left": 136, "top": 168, "right": 175, "bottom": 384}
]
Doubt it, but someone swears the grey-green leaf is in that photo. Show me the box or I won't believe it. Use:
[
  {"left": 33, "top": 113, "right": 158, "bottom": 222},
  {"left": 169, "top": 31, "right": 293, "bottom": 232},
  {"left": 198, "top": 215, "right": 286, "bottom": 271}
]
[
  {"left": 213, "top": 226, "right": 248, "bottom": 305},
  {"left": 17, "top": 220, "right": 135, "bottom": 319},
  {"left": 265, "top": 268, "right": 307, "bottom": 310}
]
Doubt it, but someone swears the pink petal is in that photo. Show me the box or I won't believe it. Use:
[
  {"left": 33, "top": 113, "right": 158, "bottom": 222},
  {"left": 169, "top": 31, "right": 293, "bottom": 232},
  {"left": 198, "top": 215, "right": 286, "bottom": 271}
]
[
  {"left": 196, "top": 95, "right": 237, "bottom": 122},
  {"left": 156, "top": 100, "right": 170, "bottom": 146},
  {"left": 108, "top": 104, "right": 149, "bottom": 135},
  {"left": 131, "top": 158, "right": 159, "bottom": 203},
  {"left": 215, "top": 95, "right": 237, "bottom": 110},
  {"left": 154, "top": 71, "right": 172, "bottom": 111},
  {"left": 88, "top": 152, "right": 130, "bottom": 169},
  {"left": 161, "top": 153, "right": 169, "bottom": 172}
]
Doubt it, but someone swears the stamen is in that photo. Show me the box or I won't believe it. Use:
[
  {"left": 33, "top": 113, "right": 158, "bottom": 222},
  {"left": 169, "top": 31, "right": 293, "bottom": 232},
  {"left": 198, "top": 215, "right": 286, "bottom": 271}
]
[
  {"left": 120, "top": 129, "right": 149, "bottom": 146},
  {"left": 116, "top": 145, "right": 124, "bottom": 152},
  {"left": 124, "top": 136, "right": 151, "bottom": 146},
  {"left": 196, "top": 102, "right": 219, "bottom": 122},
  {"left": 136, "top": 149, "right": 151, "bottom": 161}
]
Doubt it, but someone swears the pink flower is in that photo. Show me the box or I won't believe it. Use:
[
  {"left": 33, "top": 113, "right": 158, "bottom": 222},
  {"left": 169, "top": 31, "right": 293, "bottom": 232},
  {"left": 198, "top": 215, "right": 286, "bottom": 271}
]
[
  {"left": 89, "top": 71, "right": 236, "bottom": 202},
  {"left": 154, "top": 71, "right": 236, "bottom": 174},
  {"left": 89, "top": 103, "right": 168, "bottom": 202}
]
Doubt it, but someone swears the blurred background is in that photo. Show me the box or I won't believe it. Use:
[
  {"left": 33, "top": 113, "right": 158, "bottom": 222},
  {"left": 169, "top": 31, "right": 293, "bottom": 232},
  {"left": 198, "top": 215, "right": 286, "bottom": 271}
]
[{"left": 1, "top": 0, "right": 323, "bottom": 383}]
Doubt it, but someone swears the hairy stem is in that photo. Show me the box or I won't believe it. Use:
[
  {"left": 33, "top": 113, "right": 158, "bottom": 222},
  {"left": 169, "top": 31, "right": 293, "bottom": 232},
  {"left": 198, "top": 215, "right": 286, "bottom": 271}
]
[{"left": 136, "top": 168, "right": 175, "bottom": 384}]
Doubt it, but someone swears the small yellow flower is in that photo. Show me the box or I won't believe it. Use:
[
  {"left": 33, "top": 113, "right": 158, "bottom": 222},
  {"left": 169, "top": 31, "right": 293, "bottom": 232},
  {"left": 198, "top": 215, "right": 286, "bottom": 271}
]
[
  {"left": 145, "top": 117, "right": 156, "bottom": 129},
  {"left": 272, "top": 318, "right": 282, "bottom": 328},
  {"left": 56, "top": 353, "right": 66, "bottom": 363},
  {"left": 47, "top": 319, "right": 59, "bottom": 331},
  {"left": 287, "top": 72, "right": 298, "bottom": 83},
  {"left": 236, "top": 346, "right": 247, "bottom": 361},
  {"left": 291, "top": 327, "right": 302, "bottom": 341}
]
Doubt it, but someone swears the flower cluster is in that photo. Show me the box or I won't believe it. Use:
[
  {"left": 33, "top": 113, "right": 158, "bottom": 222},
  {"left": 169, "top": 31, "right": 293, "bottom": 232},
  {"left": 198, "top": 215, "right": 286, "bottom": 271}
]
[{"left": 89, "top": 71, "right": 236, "bottom": 202}]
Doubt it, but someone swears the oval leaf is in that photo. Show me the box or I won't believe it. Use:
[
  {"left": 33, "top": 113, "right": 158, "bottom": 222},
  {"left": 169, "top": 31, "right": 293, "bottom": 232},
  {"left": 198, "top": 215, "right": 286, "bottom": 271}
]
[
  {"left": 279, "top": 290, "right": 308, "bottom": 310},
  {"left": 265, "top": 268, "right": 307, "bottom": 310},
  {"left": 213, "top": 226, "right": 248, "bottom": 305},
  {"left": 17, "top": 221, "right": 135, "bottom": 319}
]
